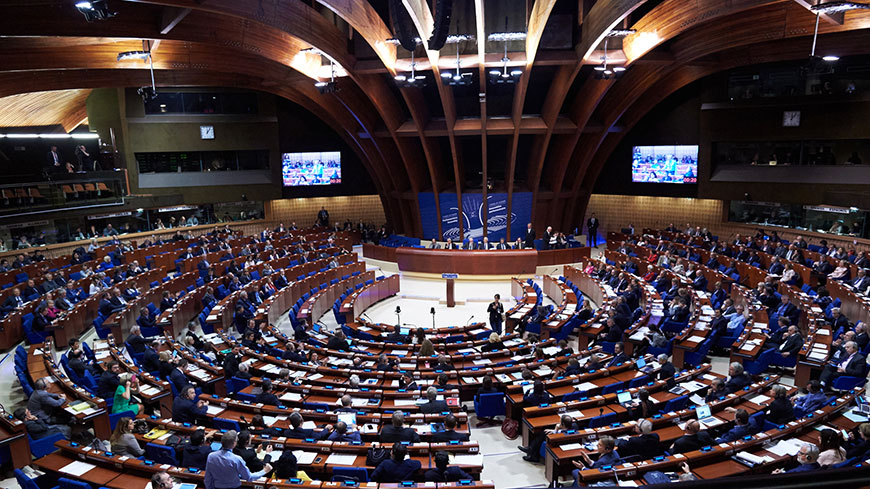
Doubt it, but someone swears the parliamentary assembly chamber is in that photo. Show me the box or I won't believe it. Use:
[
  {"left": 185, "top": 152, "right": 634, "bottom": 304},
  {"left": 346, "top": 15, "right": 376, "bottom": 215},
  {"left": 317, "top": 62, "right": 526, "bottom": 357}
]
[{"left": 1, "top": 1, "right": 870, "bottom": 488}]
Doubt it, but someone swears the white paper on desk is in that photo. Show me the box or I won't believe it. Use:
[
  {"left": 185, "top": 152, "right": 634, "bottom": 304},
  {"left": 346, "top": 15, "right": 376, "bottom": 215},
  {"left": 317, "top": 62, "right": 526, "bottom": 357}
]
[
  {"left": 351, "top": 398, "right": 369, "bottom": 407},
  {"left": 59, "top": 460, "right": 96, "bottom": 476},
  {"left": 458, "top": 348, "right": 477, "bottom": 354},
  {"left": 504, "top": 339, "right": 523, "bottom": 347},
  {"left": 263, "top": 416, "right": 287, "bottom": 425},
  {"left": 308, "top": 373, "right": 324, "bottom": 381},
  {"left": 700, "top": 417, "right": 725, "bottom": 428},
  {"left": 511, "top": 371, "right": 525, "bottom": 380},
  {"left": 689, "top": 394, "right": 705, "bottom": 406},
  {"left": 560, "top": 443, "right": 585, "bottom": 451},
  {"left": 629, "top": 331, "right": 646, "bottom": 341},
  {"left": 394, "top": 399, "right": 418, "bottom": 406},
  {"left": 463, "top": 377, "right": 483, "bottom": 385},
  {"left": 451, "top": 453, "right": 484, "bottom": 466},
  {"left": 511, "top": 355, "right": 527, "bottom": 362},
  {"left": 809, "top": 351, "right": 828, "bottom": 361},
  {"left": 740, "top": 344, "right": 755, "bottom": 351},
  {"left": 618, "top": 481, "right": 639, "bottom": 487},
  {"left": 358, "top": 326, "right": 372, "bottom": 332},
  {"left": 399, "top": 363, "right": 416, "bottom": 369},
  {"left": 816, "top": 329, "right": 830, "bottom": 336},
  {"left": 301, "top": 421, "right": 317, "bottom": 430},
  {"left": 542, "top": 347, "right": 561, "bottom": 356},
  {"left": 257, "top": 450, "right": 281, "bottom": 461},
  {"left": 293, "top": 450, "right": 318, "bottom": 465},
  {"left": 575, "top": 382, "right": 598, "bottom": 392},
  {"left": 158, "top": 432, "right": 172, "bottom": 441},
  {"left": 564, "top": 410, "right": 584, "bottom": 419},
  {"left": 496, "top": 374, "right": 513, "bottom": 383},
  {"left": 687, "top": 335, "right": 706, "bottom": 343},
  {"left": 735, "top": 451, "right": 766, "bottom": 465},
  {"left": 749, "top": 394, "right": 771, "bottom": 405},
  {"left": 472, "top": 358, "right": 492, "bottom": 366},
  {"left": 206, "top": 405, "right": 225, "bottom": 416},
  {"left": 140, "top": 386, "right": 160, "bottom": 396},
  {"left": 280, "top": 392, "right": 303, "bottom": 402},
  {"left": 535, "top": 367, "right": 553, "bottom": 376},
  {"left": 80, "top": 407, "right": 98, "bottom": 416},
  {"left": 767, "top": 439, "right": 803, "bottom": 456},
  {"left": 702, "top": 374, "right": 718, "bottom": 381},
  {"left": 683, "top": 381, "right": 708, "bottom": 393},
  {"left": 326, "top": 453, "right": 358, "bottom": 465}
]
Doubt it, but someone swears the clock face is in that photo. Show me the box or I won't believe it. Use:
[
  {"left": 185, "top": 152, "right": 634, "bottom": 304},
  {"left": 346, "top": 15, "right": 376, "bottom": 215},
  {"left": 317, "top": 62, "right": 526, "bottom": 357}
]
[
  {"left": 200, "top": 125, "right": 215, "bottom": 139},
  {"left": 782, "top": 111, "right": 800, "bottom": 127}
]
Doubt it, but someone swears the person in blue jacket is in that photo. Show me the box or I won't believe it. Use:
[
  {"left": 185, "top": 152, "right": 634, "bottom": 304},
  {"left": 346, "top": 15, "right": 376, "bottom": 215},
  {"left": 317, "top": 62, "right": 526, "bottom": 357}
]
[{"left": 371, "top": 443, "right": 422, "bottom": 482}]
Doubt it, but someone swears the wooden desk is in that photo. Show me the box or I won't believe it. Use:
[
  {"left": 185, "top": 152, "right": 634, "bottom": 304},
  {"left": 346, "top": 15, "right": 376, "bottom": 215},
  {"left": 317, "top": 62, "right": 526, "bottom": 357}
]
[{"left": 395, "top": 248, "right": 538, "bottom": 275}]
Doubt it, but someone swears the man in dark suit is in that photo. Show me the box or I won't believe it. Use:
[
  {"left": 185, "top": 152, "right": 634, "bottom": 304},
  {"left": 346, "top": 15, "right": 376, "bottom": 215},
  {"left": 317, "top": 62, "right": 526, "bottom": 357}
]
[
  {"left": 22, "top": 279, "right": 40, "bottom": 299},
  {"left": 820, "top": 340, "right": 866, "bottom": 387},
  {"left": 45, "top": 145, "right": 62, "bottom": 174},
  {"left": 656, "top": 354, "right": 677, "bottom": 388},
  {"left": 524, "top": 223, "right": 535, "bottom": 249},
  {"left": 851, "top": 269, "right": 870, "bottom": 293},
  {"left": 717, "top": 409, "right": 757, "bottom": 443},
  {"left": 172, "top": 385, "right": 208, "bottom": 424},
  {"left": 254, "top": 380, "right": 282, "bottom": 407},
  {"left": 725, "top": 362, "right": 751, "bottom": 393},
  {"left": 143, "top": 341, "right": 161, "bottom": 373},
  {"left": 424, "top": 450, "right": 472, "bottom": 482},
  {"left": 768, "top": 256, "right": 785, "bottom": 275},
  {"left": 708, "top": 309, "right": 729, "bottom": 347},
  {"left": 615, "top": 419, "right": 661, "bottom": 460},
  {"left": 379, "top": 411, "right": 421, "bottom": 443},
  {"left": 772, "top": 325, "right": 803, "bottom": 360},
  {"left": 169, "top": 359, "right": 192, "bottom": 393},
  {"left": 671, "top": 420, "right": 714, "bottom": 454},
  {"left": 180, "top": 430, "right": 212, "bottom": 470},
  {"left": 32, "top": 306, "right": 51, "bottom": 332},
  {"left": 371, "top": 443, "right": 422, "bottom": 483},
  {"left": 284, "top": 412, "right": 330, "bottom": 440},
  {"left": 542, "top": 226, "right": 554, "bottom": 250},
  {"left": 2, "top": 288, "right": 25, "bottom": 314},
  {"left": 385, "top": 324, "right": 407, "bottom": 344},
  {"left": 828, "top": 307, "right": 850, "bottom": 332},
  {"left": 326, "top": 330, "right": 350, "bottom": 351},
  {"left": 420, "top": 387, "right": 450, "bottom": 414},
  {"left": 97, "top": 361, "right": 122, "bottom": 400},
  {"left": 772, "top": 295, "right": 799, "bottom": 327},
  {"left": 586, "top": 213, "right": 600, "bottom": 247},
  {"left": 431, "top": 414, "right": 469, "bottom": 442},
  {"left": 127, "top": 325, "right": 147, "bottom": 353}
]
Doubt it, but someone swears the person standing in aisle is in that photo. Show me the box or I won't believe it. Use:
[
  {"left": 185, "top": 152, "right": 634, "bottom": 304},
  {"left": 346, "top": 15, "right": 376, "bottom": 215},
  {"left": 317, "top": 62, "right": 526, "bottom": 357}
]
[
  {"left": 587, "top": 213, "right": 600, "bottom": 247},
  {"left": 487, "top": 294, "right": 504, "bottom": 335}
]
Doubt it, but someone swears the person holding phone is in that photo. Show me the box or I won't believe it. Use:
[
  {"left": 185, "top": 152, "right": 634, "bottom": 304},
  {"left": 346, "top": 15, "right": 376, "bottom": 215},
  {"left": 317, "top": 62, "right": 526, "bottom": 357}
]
[{"left": 113, "top": 372, "right": 143, "bottom": 415}]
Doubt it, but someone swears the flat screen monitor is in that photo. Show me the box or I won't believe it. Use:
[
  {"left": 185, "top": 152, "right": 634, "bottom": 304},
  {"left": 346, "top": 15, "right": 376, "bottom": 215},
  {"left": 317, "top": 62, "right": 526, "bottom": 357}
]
[
  {"left": 631, "top": 145, "right": 698, "bottom": 184},
  {"left": 282, "top": 151, "right": 341, "bottom": 186}
]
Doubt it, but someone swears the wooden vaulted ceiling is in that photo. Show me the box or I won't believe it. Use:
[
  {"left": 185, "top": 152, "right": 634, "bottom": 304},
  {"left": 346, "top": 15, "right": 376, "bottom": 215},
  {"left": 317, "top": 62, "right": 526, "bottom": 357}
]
[
  {"left": 1, "top": 0, "right": 869, "bottom": 237},
  {"left": 0, "top": 89, "right": 91, "bottom": 132}
]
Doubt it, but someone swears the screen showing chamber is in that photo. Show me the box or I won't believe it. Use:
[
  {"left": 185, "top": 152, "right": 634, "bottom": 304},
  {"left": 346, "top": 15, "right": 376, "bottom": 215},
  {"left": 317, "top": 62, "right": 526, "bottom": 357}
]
[
  {"left": 631, "top": 145, "right": 698, "bottom": 184},
  {"left": 282, "top": 151, "right": 341, "bottom": 186}
]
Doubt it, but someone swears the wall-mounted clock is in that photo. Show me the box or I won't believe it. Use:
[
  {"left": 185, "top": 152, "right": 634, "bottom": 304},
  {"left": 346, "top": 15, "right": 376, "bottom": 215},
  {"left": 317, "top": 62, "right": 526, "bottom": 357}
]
[
  {"left": 782, "top": 111, "right": 801, "bottom": 127},
  {"left": 200, "top": 125, "right": 215, "bottom": 139}
]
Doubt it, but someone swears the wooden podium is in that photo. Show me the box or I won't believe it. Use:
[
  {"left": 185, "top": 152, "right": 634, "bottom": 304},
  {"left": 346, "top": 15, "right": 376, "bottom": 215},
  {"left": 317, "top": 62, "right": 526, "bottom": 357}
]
[{"left": 443, "top": 273, "right": 458, "bottom": 307}]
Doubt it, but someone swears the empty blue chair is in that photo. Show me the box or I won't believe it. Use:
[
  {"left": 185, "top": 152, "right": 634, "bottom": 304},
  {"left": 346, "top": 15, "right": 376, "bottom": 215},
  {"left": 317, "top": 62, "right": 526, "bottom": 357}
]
[
  {"left": 109, "top": 410, "right": 138, "bottom": 431},
  {"left": 332, "top": 467, "right": 369, "bottom": 482},
  {"left": 628, "top": 375, "right": 650, "bottom": 388},
  {"left": 586, "top": 412, "right": 618, "bottom": 428},
  {"left": 15, "top": 469, "right": 55, "bottom": 489},
  {"left": 145, "top": 443, "right": 178, "bottom": 465},
  {"left": 227, "top": 377, "right": 251, "bottom": 395},
  {"left": 601, "top": 381, "right": 626, "bottom": 395},
  {"left": 474, "top": 392, "right": 506, "bottom": 419},
  {"left": 213, "top": 417, "right": 241, "bottom": 431},
  {"left": 59, "top": 478, "right": 92, "bottom": 489},
  {"left": 27, "top": 429, "right": 65, "bottom": 458},
  {"left": 661, "top": 395, "right": 689, "bottom": 413}
]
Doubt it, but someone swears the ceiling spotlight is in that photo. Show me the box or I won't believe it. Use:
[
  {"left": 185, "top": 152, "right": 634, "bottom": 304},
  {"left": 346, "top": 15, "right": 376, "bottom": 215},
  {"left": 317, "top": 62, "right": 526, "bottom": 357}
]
[
  {"left": 394, "top": 49, "right": 427, "bottom": 88},
  {"left": 75, "top": 0, "right": 116, "bottom": 21},
  {"left": 810, "top": 1, "right": 870, "bottom": 14},
  {"left": 593, "top": 37, "right": 627, "bottom": 79},
  {"left": 117, "top": 50, "right": 150, "bottom": 61},
  {"left": 808, "top": 12, "right": 841, "bottom": 64},
  {"left": 822, "top": 55, "right": 840, "bottom": 61},
  {"left": 488, "top": 19, "right": 525, "bottom": 85},
  {"left": 315, "top": 59, "right": 338, "bottom": 94},
  {"left": 441, "top": 34, "right": 474, "bottom": 87},
  {"left": 386, "top": 37, "right": 423, "bottom": 45},
  {"left": 607, "top": 29, "right": 637, "bottom": 37}
]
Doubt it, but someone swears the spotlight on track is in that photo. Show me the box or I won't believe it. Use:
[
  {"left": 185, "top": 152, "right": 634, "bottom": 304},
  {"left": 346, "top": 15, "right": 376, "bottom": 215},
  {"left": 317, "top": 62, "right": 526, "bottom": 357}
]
[{"left": 75, "top": 0, "right": 116, "bottom": 22}]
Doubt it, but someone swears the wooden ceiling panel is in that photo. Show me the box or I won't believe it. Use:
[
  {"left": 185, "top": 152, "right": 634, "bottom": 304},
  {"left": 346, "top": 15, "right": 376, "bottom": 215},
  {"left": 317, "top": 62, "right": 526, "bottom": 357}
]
[{"left": 0, "top": 89, "right": 92, "bottom": 132}]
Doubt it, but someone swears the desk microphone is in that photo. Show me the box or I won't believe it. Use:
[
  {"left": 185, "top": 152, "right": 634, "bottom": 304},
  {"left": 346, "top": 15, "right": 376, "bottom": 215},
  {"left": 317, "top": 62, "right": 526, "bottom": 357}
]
[
  {"left": 599, "top": 407, "right": 604, "bottom": 417},
  {"left": 551, "top": 268, "right": 559, "bottom": 276},
  {"left": 360, "top": 313, "right": 373, "bottom": 322},
  {"left": 466, "top": 315, "right": 475, "bottom": 326}
]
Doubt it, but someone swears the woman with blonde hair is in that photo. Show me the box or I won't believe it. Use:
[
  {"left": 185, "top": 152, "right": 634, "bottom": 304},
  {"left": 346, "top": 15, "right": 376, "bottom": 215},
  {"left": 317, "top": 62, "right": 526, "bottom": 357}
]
[{"left": 109, "top": 416, "right": 145, "bottom": 456}]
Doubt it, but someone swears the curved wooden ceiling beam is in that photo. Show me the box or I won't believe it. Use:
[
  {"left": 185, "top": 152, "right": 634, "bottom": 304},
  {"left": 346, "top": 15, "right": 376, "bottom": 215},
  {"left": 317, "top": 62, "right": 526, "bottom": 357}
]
[
  {"left": 313, "top": 0, "right": 443, "bottom": 237},
  {"left": 621, "top": 0, "right": 789, "bottom": 65},
  {"left": 401, "top": 0, "right": 463, "bottom": 238},
  {"left": 505, "top": 0, "right": 559, "bottom": 239},
  {"left": 575, "top": 0, "right": 649, "bottom": 62}
]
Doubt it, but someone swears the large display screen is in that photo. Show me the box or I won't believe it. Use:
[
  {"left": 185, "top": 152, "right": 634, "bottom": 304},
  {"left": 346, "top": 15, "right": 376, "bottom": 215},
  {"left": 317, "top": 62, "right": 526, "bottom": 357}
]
[
  {"left": 281, "top": 151, "right": 341, "bottom": 186},
  {"left": 632, "top": 145, "right": 698, "bottom": 184}
]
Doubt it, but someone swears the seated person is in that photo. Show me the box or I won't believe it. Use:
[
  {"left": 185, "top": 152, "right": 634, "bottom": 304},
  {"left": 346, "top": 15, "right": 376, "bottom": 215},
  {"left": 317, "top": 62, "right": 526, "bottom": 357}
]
[
  {"left": 234, "top": 362, "right": 253, "bottom": 381},
  {"left": 420, "top": 386, "right": 449, "bottom": 414},
  {"left": 615, "top": 419, "right": 661, "bottom": 460},
  {"left": 335, "top": 394, "right": 355, "bottom": 413},
  {"left": 425, "top": 450, "right": 472, "bottom": 482},
  {"left": 481, "top": 333, "right": 505, "bottom": 352},
  {"left": 474, "top": 376, "right": 498, "bottom": 403},
  {"left": 327, "top": 420, "right": 361, "bottom": 442},
  {"left": 379, "top": 411, "right": 421, "bottom": 443},
  {"left": 523, "top": 380, "right": 552, "bottom": 406},
  {"left": 626, "top": 388, "right": 658, "bottom": 421},
  {"left": 371, "top": 443, "right": 422, "bottom": 482},
  {"left": 386, "top": 325, "right": 408, "bottom": 344},
  {"left": 845, "top": 423, "right": 870, "bottom": 459},
  {"left": 520, "top": 414, "right": 576, "bottom": 463},
  {"left": 792, "top": 380, "right": 826, "bottom": 413},
  {"left": 398, "top": 372, "right": 419, "bottom": 391},
  {"left": 705, "top": 378, "right": 728, "bottom": 403},
  {"left": 772, "top": 443, "right": 821, "bottom": 473},
  {"left": 172, "top": 385, "right": 207, "bottom": 424},
  {"left": 657, "top": 353, "right": 677, "bottom": 388},
  {"left": 254, "top": 380, "right": 281, "bottom": 407},
  {"left": 725, "top": 362, "right": 751, "bottom": 393},
  {"left": 571, "top": 436, "right": 621, "bottom": 485},
  {"left": 432, "top": 414, "right": 470, "bottom": 442},
  {"left": 817, "top": 428, "right": 847, "bottom": 467},
  {"left": 14, "top": 407, "right": 70, "bottom": 440},
  {"left": 109, "top": 416, "right": 145, "bottom": 457},
  {"left": 765, "top": 385, "right": 795, "bottom": 425},
  {"left": 715, "top": 408, "right": 756, "bottom": 443},
  {"left": 671, "top": 420, "right": 714, "bottom": 454},
  {"left": 180, "top": 429, "right": 212, "bottom": 469},
  {"left": 284, "top": 412, "right": 330, "bottom": 440},
  {"left": 234, "top": 430, "right": 271, "bottom": 473},
  {"left": 820, "top": 340, "right": 866, "bottom": 388},
  {"left": 431, "top": 354, "right": 453, "bottom": 371}
]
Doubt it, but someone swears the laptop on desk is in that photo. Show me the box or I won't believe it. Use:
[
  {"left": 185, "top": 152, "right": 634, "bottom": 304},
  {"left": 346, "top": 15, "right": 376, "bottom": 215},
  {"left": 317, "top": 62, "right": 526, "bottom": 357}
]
[
  {"left": 617, "top": 391, "right": 636, "bottom": 407},
  {"left": 696, "top": 404, "right": 723, "bottom": 428}
]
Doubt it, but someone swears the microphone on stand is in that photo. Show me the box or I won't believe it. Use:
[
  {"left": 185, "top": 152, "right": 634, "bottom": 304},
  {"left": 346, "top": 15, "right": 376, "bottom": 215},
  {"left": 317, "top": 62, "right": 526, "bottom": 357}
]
[{"left": 466, "top": 315, "right": 475, "bottom": 326}]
